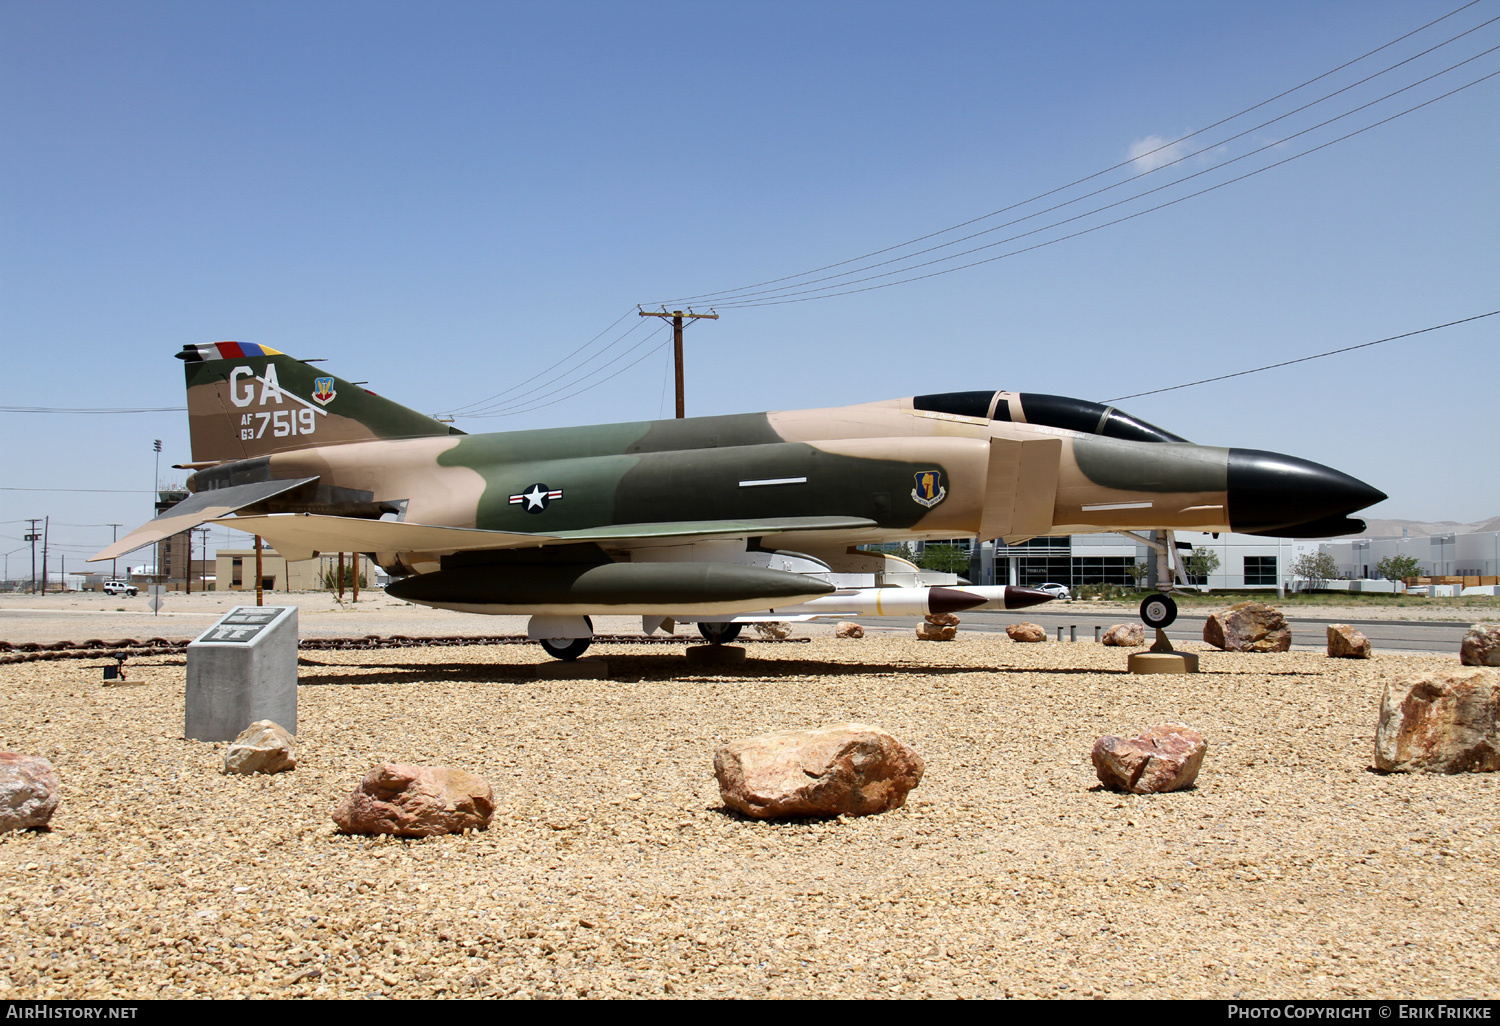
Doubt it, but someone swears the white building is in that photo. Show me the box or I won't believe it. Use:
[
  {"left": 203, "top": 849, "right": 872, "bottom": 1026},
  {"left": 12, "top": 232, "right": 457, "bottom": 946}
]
[
  {"left": 926, "top": 532, "right": 1317, "bottom": 591},
  {"left": 1320, "top": 531, "right": 1500, "bottom": 579}
]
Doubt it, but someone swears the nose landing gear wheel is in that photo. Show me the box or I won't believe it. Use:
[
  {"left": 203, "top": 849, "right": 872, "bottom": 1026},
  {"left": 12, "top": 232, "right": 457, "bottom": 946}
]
[
  {"left": 697, "top": 622, "right": 743, "bottom": 645},
  {"left": 539, "top": 636, "right": 591, "bottom": 661},
  {"left": 1139, "top": 594, "right": 1178, "bottom": 630},
  {"left": 539, "top": 615, "right": 593, "bottom": 661}
]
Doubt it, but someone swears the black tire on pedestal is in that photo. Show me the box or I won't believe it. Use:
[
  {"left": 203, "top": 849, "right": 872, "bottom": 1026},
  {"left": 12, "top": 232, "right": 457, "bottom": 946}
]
[
  {"left": 538, "top": 615, "right": 593, "bottom": 661},
  {"left": 1139, "top": 594, "right": 1178, "bottom": 630}
]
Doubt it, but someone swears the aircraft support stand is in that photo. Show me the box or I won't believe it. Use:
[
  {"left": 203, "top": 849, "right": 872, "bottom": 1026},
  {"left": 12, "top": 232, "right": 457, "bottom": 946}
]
[
  {"left": 685, "top": 644, "right": 747, "bottom": 667},
  {"left": 1128, "top": 628, "right": 1199, "bottom": 674}
]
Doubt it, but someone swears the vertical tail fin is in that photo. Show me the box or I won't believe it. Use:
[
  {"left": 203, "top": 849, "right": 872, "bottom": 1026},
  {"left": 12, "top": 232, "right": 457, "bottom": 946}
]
[{"left": 178, "top": 342, "right": 462, "bottom": 464}]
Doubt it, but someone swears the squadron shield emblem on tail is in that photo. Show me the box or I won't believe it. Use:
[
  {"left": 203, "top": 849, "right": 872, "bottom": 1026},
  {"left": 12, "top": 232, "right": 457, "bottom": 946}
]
[
  {"left": 911, "top": 470, "right": 947, "bottom": 508},
  {"left": 311, "top": 377, "right": 337, "bottom": 405}
]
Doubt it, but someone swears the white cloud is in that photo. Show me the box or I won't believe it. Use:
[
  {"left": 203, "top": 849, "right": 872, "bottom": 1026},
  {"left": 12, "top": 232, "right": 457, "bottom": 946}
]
[{"left": 1128, "top": 133, "right": 1192, "bottom": 173}]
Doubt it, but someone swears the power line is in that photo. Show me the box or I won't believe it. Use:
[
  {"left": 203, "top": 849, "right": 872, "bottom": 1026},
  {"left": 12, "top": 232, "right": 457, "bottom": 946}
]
[
  {"left": 685, "top": 18, "right": 1500, "bottom": 307},
  {"left": 0, "top": 406, "right": 186, "bottom": 414},
  {"left": 655, "top": 0, "right": 1493, "bottom": 307},
  {"left": 0, "top": 487, "right": 158, "bottom": 493},
  {"left": 433, "top": 2, "right": 1496, "bottom": 423},
  {"left": 708, "top": 65, "right": 1500, "bottom": 308},
  {"left": 440, "top": 314, "right": 661, "bottom": 417},
  {"left": 456, "top": 325, "right": 675, "bottom": 420},
  {"left": 1104, "top": 311, "right": 1499, "bottom": 403},
  {"left": 439, "top": 307, "right": 638, "bottom": 415}
]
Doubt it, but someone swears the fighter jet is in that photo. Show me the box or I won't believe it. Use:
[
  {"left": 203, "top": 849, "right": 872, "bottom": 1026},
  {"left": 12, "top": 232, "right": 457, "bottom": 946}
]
[{"left": 93, "top": 343, "right": 1385, "bottom": 658}]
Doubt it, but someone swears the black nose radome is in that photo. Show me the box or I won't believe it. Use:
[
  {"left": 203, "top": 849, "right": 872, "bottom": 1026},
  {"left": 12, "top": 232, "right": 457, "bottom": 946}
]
[{"left": 1227, "top": 449, "right": 1386, "bottom": 534}]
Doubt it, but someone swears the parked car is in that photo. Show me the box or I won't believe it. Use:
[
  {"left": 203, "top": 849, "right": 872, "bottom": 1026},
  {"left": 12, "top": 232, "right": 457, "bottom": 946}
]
[
  {"left": 102, "top": 579, "right": 139, "bottom": 597},
  {"left": 1036, "top": 582, "right": 1071, "bottom": 600}
]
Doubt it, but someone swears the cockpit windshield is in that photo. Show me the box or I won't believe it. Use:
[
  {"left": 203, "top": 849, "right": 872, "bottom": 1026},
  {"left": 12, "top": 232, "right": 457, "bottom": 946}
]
[{"left": 913, "top": 390, "right": 1188, "bottom": 444}]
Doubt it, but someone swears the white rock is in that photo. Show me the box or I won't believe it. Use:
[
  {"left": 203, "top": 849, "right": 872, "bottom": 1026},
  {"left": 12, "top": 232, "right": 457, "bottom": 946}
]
[{"left": 223, "top": 720, "right": 296, "bottom": 775}]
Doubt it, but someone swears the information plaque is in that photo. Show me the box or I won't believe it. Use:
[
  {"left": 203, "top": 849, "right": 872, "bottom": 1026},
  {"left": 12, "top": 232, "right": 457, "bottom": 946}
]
[{"left": 185, "top": 605, "right": 298, "bottom": 741}]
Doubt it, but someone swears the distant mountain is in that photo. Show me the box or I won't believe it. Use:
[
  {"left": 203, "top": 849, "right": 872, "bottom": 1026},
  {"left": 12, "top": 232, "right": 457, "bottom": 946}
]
[{"left": 1335, "top": 516, "right": 1500, "bottom": 539}]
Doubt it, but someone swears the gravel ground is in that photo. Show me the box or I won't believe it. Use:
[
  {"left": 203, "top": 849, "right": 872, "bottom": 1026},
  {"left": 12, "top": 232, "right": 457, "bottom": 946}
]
[
  {"left": 3, "top": 589, "right": 1495, "bottom": 647},
  {"left": 1, "top": 625, "right": 1496, "bottom": 1000}
]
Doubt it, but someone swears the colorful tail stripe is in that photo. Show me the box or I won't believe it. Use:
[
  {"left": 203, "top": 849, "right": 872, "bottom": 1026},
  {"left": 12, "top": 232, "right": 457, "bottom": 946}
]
[{"left": 176, "top": 341, "right": 284, "bottom": 363}]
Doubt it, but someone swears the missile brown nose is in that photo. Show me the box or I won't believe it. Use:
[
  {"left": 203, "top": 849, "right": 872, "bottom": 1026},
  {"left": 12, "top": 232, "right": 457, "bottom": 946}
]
[
  {"left": 928, "top": 587, "right": 990, "bottom": 615},
  {"left": 1002, "top": 585, "right": 1056, "bottom": 610},
  {"left": 1227, "top": 449, "right": 1386, "bottom": 534}
]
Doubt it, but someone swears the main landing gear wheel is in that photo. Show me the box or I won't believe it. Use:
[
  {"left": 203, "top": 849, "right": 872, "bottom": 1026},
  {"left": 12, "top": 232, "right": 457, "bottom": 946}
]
[
  {"left": 697, "top": 622, "right": 743, "bottom": 645},
  {"left": 539, "top": 616, "right": 593, "bottom": 661},
  {"left": 1139, "top": 593, "right": 1178, "bottom": 630}
]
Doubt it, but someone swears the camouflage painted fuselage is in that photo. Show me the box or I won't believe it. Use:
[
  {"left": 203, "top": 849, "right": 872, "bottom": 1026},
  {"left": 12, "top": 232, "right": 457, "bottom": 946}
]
[{"left": 95, "top": 346, "right": 1385, "bottom": 612}]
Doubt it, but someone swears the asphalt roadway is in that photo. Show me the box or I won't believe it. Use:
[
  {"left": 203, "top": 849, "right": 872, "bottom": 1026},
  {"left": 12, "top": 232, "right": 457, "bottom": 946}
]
[
  {"left": 861, "top": 607, "right": 1473, "bottom": 654},
  {"left": 0, "top": 594, "right": 1479, "bottom": 655}
]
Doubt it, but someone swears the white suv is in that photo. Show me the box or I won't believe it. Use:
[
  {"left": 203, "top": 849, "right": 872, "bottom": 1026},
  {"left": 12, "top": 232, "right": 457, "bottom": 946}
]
[{"left": 102, "top": 580, "right": 139, "bottom": 597}]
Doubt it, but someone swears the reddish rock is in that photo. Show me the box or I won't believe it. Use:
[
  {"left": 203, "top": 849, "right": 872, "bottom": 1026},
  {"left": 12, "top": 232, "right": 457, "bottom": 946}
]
[
  {"left": 924, "top": 612, "right": 960, "bottom": 627},
  {"left": 223, "top": 720, "right": 296, "bottom": 775},
  {"left": 752, "top": 621, "right": 792, "bottom": 639},
  {"left": 1091, "top": 724, "right": 1207, "bottom": 794},
  {"left": 834, "top": 622, "right": 865, "bottom": 639},
  {"left": 714, "top": 723, "right": 924, "bottom": 819},
  {"left": 332, "top": 763, "right": 495, "bottom": 837},
  {"left": 1327, "top": 624, "right": 1372, "bottom": 659},
  {"left": 916, "top": 621, "right": 956, "bottom": 641},
  {"left": 1006, "top": 622, "right": 1046, "bottom": 643},
  {"left": 1460, "top": 623, "right": 1500, "bottom": 667},
  {"left": 1101, "top": 623, "right": 1145, "bottom": 647},
  {"left": 0, "top": 753, "right": 60, "bottom": 832},
  {"left": 1374, "top": 669, "right": 1499, "bottom": 774},
  {"left": 1203, "top": 602, "right": 1291, "bottom": 652}
]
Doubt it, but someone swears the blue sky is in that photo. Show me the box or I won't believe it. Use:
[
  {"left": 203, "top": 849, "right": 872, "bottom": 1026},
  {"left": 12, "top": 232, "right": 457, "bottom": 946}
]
[{"left": 3, "top": 0, "right": 1496, "bottom": 570}]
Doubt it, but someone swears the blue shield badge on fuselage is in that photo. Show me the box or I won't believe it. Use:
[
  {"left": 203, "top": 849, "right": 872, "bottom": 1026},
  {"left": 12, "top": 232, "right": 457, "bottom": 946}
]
[
  {"left": 911, "top": 470, "right": 947, "bottom": 509},
  {"left": 312, "top": 377, "right": 337, "bottom": 405}
]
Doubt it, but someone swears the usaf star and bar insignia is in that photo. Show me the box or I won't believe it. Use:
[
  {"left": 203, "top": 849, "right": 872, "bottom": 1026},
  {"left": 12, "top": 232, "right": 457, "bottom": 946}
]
[
  {"left": 911, "top": 470, "right": 947, "bottom": 508},
  {"left": 509, "top": 483, "right": 564, "bottom": 513}
]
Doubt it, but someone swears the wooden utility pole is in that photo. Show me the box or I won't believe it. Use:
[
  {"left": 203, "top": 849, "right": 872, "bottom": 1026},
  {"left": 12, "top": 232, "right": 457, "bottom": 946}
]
[
  {"left": 254, "top": 535, "right": 264, "bottom": 607},
  {"left": 107, "top": 524, "right": 121, "bottom": 582},
  {"left": 25, "top": 519, "right": 40, "bottom": 594},
  {"left": 638, "top": 308, "right": 719, "bottom": 418}
]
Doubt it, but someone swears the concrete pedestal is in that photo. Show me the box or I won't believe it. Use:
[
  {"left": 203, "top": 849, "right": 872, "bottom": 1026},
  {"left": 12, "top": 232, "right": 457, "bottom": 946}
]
[
  {"left": 1128, "top": 650, "right": 1200, "bottom": 674},
  {"left": 186, "top": 606, "right": 298, "bottom": 741},
  {"left": 685, "top": 644, "right": 747, "bottom": 667},
  {"left": 535, "top": 658, "right": 612, "bottom": 680}
]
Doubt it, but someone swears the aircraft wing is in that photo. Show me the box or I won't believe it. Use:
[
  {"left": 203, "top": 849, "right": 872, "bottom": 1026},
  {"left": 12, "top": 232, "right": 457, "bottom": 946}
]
[
  {"left": 89, "top": 477, "right": 321, "bottom": 562},
  {"left": 214, "top": 513, "right": 880, "bottom": 561}
]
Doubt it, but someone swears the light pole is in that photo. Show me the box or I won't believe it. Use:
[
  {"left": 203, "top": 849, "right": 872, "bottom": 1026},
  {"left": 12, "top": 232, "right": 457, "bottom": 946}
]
[
  {"left": 4, "top": 547, "right": 26, "bottom": 588},
  {"left": 151, "top": 439, "right": 162, "bottom": 590}
]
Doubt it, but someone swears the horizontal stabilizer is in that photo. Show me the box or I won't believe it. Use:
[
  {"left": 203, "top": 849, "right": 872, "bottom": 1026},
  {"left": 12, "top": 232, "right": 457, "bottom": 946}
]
[
  {"left": 89, "top": 477, "right": 320, "bottom": 562},
  {"left": 214, "top": 513, "right": 879, "bottom": 562}
]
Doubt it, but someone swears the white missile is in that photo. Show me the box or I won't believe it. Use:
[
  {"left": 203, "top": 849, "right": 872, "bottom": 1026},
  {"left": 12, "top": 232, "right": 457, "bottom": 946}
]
[{"left": 764, "top": 584, "right": 1054, "bottom": 619}]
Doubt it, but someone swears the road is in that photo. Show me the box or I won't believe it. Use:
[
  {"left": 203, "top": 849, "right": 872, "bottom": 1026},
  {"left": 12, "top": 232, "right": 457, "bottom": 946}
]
[
  {"left": 0, "top": 594, "right": 1482, "bottom": 654},
  {"left": 860, "top": 607, "right": 1475, "bottom": 654}
]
